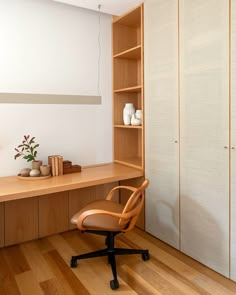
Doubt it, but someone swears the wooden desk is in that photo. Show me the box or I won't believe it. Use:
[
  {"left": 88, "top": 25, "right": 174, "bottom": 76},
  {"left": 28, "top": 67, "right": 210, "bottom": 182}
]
[{"left": 0, "top": 163, "right": 144, "bottom": 247}]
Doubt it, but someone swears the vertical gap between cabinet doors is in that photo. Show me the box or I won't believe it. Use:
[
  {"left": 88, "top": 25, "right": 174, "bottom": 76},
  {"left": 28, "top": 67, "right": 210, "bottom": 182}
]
[
  {"left": 178, "top": 0, "right": 181, "bottom": 250},
  {"left": 229, "top": 0, "right": 232, "bottom": 278}
]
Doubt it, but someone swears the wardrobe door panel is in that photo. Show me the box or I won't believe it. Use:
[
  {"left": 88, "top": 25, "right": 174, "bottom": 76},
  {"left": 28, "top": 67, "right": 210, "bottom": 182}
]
[
  {"left": 230, "top": 0, "right": 236, "bottom": 282},
  {"left": 180, "top": 0, "right": 229, "bottom": 276},
  {"left": 145, "top": 0, "right": 179, "bottom": 248}
]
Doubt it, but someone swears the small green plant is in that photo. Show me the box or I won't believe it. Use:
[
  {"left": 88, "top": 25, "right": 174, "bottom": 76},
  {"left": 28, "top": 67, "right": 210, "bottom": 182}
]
[{"left": 14, "top": 135, "right": 39, "bottom": 162}]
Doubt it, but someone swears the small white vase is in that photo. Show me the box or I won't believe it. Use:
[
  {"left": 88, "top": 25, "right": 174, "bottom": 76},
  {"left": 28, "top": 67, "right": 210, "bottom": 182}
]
[
  {"left": 123, "top": 103, "right": 135, "bottom": 125},
  {"left": 135, "top": 110, "right": 142, "bottom": 121},
  {"left": 131, "top": 114, "right": 141, "bottom": 126}
]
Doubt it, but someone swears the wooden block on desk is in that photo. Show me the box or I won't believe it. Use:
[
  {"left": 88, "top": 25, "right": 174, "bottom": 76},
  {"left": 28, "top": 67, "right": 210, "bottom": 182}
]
[
  {"left": 63, "top": 165, "right": 81, "bottom": 174},
  {"left": 63, "top": 160, "right": 72, "bottom": 169}
]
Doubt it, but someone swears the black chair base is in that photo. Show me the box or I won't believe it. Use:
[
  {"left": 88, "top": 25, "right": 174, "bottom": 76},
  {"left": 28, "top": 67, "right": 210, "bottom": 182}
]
[{"left": 70, "top": 230, "right": 150, "bottom": 290}]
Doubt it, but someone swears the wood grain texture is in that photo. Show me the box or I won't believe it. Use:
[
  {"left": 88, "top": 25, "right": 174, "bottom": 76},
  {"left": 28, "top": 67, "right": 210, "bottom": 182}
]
[
  {"left": 231, "top": 0, "right": 236, "bottom": 282},
  {"left": 95, "top": 181, "right": 119, "bottom": 201},
  {"left": 21, "top": 241, "right": 54, "bottom": 283},
  {"left": 0, "top": 203, "right": 4, "bottom": 247},
  {"left": 180, "top": 0, "right": 229, "bottom": 276},
  {"left": 144, "top": 0, "right": 179, "bottom": 249},
  {"left": 15, "top": 271, "right": 44, "bottom": 295},
  {"left": 113, "top": 5, "right": 144, "bottom": 171},
  {"left": 2, "top": 245, "right": 30, "bottom": 275},
  {"left": 5, "top": 198, "right": 38, "bottom": 246},
  {"left": 39, "top": 192, "right": 69, "bottom": 238},
  {"left": 0, "top": 250, "right": 21, "bottom": 295},
  {"left": 1, "top": 228, "right": 236, "bottom": 294},
  {"left": 0, "top": 163, "right": 143, "bottom": 202},
  {"left": 68, "top": 187, "right": 96, "bottom": 230}
]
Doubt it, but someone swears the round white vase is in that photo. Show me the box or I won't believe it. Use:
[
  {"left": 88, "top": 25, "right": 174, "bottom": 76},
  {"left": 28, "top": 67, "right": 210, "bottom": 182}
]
[
  {"left": 135, "top": 110, "right": 142, "bottom": 120},
  {"left": 123, "top": 103, "right": 135, "bottom": 125}
]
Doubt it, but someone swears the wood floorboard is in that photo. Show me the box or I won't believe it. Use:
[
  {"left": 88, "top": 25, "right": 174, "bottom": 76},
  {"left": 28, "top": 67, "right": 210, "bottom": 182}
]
[
  {"left": 2, "top": 245, "right": 30, "bottom": 275},
  {"left": 0, "top": 250, "right": 21, "bottom": 295},
  {"left": 0, "top": 228, "right": 236, "bottom": 294}
]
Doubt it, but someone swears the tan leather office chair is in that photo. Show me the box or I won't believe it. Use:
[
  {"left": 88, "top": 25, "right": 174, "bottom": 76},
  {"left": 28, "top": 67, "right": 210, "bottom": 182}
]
[{"left": 70, "top": 179, "right": 150, "bottom": 290}]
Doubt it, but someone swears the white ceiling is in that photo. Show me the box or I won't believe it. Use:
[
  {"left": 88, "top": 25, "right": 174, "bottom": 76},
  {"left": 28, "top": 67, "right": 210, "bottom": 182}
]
[{"left": 52, "top": 0, "right": 144, "bottom": 16}]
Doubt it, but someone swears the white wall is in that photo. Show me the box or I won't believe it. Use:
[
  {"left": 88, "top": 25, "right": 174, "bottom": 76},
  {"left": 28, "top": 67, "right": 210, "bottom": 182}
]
[{"left": 0, "top": 0, "right": 112, "bottom": 176}]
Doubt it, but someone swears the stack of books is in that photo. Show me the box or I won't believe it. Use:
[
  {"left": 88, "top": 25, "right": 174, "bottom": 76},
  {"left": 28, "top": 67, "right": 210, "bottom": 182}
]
[{"left": 48, "top": 155, "right": 63, "bottom": 176}]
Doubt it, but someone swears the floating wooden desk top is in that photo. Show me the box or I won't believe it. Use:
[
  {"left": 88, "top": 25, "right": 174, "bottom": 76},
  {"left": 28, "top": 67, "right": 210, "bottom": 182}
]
[{"left": 0, "top": 163, "right": 144, "bottom": 202}]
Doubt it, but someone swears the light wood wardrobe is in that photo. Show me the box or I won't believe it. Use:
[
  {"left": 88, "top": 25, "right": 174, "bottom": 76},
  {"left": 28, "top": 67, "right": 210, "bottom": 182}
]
[
  {"left": 231, "top": 0, "right": 236, "bottom": 282},
  {"left": 145, "top": 0, "right": 236, "bottom": 280}
]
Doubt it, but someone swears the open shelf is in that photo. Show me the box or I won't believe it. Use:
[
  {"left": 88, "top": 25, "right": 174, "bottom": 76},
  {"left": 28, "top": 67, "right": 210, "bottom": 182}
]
[
  {"left": 113, "top": 6, "right": 141, "bottom": 27},
  {"left": 114, "top": 127, "right": 143, "bottom": 169},
  {"left": 113, "top": 58, "right": 141, "bottom": 90},
  {"left": 113, "top": 4, "right": 144, "bottom": 171},
  {"left": 114, "top": 85, "right": 142, "bottom": 93},
  {"left": 114, "top": 125, "right": 142, "bottom": 129},
  {"left": 113, "top": 6, "right": 142, "bottom": 55},
  {"left": 113, "top": 45, "right": 141, "bottom": 60},
  {"left": 114, "top": 158, "right": 143, "bottom": 170},
  {"left": 113, "top": 92, "right": 141, "bottom": 125}
]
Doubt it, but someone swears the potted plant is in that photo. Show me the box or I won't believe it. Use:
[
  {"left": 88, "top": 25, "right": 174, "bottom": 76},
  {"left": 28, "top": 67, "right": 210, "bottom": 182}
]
[{"left": 14, "top": 135, "right": 41, "bottom": 169}]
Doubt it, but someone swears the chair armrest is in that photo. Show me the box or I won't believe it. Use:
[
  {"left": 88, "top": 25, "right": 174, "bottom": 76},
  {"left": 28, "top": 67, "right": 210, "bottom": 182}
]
[
  {"left": 77, "top": 209, "right": 130, "bottom": 230},
  {"left": 106, "top": 185, "right": 137, "bottom": 201}
]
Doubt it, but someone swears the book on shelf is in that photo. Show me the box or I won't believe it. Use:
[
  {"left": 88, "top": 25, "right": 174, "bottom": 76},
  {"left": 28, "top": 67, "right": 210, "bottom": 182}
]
[
  {"left": 57, "top": 155, "right": 63, "bottom": 175},
  {"left": 48, "top": 155, "right": 64, "bottom": 176}
]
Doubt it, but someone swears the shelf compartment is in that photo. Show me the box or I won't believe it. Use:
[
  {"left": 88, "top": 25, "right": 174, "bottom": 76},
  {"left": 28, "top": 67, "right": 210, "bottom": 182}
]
[
  {"left": 113, "top": 58, "right": 142, "bottom": 90},
  {"left": 113, "top": 92, "right": 142, "bottom": 125},
  {"left": 114, "top": 158, "right": 143, "bottom": 170},
  {"left": 113, "top": 6, "right": 141, "bottom": 26},
  {"left": 113, "top": 45, "right": 141, "bottom": 60},
  {"left": 114, "top": 128, "right": 143, "bottom": 169},
  {"left": 113, "top": 6, "right": 142, "bottom": 55}
]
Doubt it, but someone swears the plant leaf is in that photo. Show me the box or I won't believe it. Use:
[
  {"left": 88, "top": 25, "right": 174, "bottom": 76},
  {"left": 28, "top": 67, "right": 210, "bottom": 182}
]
[{"left": 29, "top": 137, "right": 35, "bottom": 144}]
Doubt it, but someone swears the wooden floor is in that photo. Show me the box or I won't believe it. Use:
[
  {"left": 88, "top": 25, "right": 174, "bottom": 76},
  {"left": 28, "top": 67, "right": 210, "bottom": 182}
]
[{"left": 0, "top": 228, "right": 236, "bottom": 295}]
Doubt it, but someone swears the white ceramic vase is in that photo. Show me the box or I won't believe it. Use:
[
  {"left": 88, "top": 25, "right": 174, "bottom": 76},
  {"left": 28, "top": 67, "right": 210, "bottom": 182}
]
[
  {"left": 123, "top": 103, "right": 135, "bottom": 125},
  {"left": 135, "top": 110, "right": 142, "bottom": 121}
]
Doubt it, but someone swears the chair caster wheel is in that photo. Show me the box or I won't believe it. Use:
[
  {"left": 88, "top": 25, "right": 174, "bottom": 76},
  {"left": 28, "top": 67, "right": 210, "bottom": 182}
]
[
  {"left": 70, "top": 257, "right": 78, "bottom": 268},
  {"left": 142, "top": 251, "right": 150, "bottom": 261},
  {"left": 110, "top": 279, "right": 119, "bottom": 290}
]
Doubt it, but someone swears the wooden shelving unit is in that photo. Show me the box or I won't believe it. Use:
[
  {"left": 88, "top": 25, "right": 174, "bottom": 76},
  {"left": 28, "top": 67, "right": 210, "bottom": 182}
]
[{"left": 112, "top": 4, "right": 144, "bottom": 170}]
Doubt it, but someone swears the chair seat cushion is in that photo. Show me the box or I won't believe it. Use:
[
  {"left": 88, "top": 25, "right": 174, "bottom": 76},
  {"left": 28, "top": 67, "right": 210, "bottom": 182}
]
[{"left": 71, "top": 200, "right": 126, "bottom": 231}]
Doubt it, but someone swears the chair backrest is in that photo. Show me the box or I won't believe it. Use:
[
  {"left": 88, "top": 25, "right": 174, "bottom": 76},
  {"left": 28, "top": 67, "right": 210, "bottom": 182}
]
[{"left": 119, "top": 179, "right": 149, "bottom": 232}]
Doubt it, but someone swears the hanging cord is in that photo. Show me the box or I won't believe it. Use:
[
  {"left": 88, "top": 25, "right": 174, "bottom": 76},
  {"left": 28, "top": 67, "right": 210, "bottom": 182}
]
[{"left": 97, "top": 4, "right": 101, "bottom": 96}]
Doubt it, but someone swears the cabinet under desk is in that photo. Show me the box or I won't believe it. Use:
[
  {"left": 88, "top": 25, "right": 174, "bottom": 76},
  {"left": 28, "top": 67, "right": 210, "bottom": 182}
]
[{"left": 0, "top": 163, "right": 144, "bottom": 247}]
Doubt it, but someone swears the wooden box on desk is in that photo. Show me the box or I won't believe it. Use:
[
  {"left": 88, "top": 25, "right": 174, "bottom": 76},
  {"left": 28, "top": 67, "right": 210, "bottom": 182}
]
[{"left": 63, "top": 161, "right": 81, "bottom": 174}]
